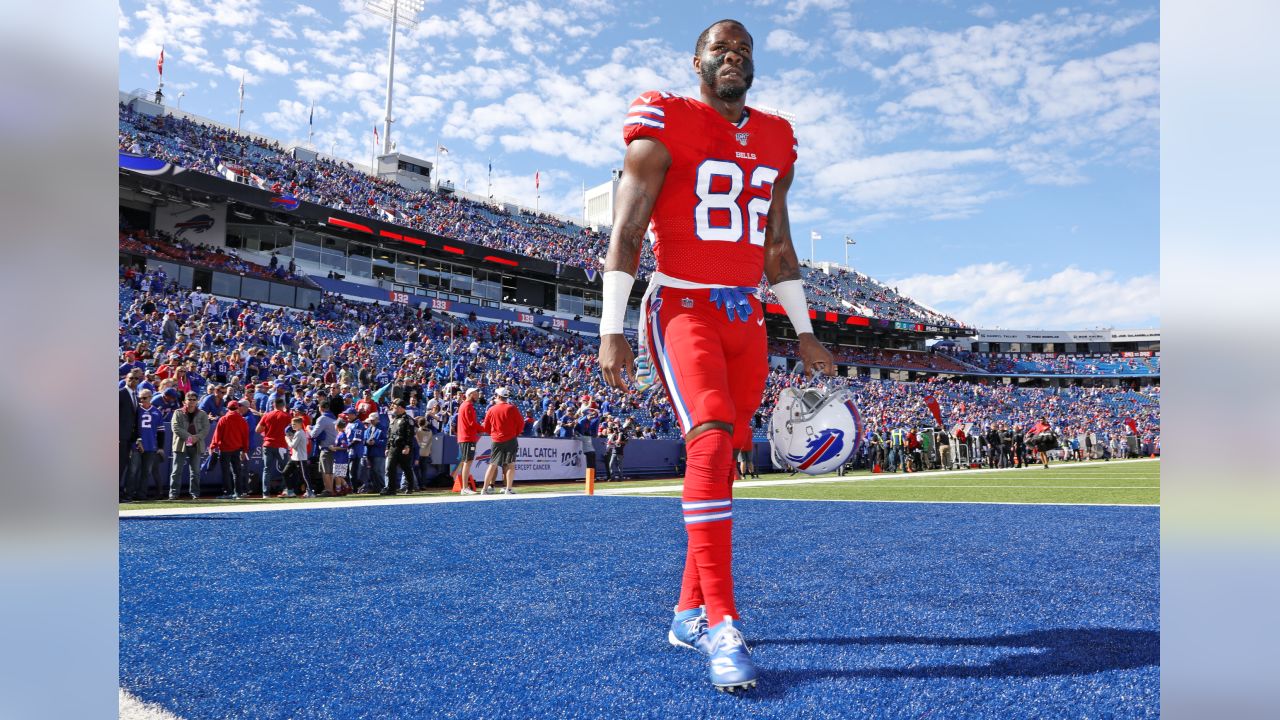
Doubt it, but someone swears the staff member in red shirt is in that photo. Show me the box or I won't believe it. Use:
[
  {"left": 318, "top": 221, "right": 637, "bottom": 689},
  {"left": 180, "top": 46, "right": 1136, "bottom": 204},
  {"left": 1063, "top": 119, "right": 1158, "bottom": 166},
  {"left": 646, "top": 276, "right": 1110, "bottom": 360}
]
[
  {"left": 210, "top": 401, "right": 252, "bottom": 499},
  {"left": 480, "top": 387, "right": 525, "bottom": 496},
  {"left": 455, "top": 387, "right": 482, "bottom": 495},
  {"left": 256, "top": 397, "right": 291, "bottom": 497}
]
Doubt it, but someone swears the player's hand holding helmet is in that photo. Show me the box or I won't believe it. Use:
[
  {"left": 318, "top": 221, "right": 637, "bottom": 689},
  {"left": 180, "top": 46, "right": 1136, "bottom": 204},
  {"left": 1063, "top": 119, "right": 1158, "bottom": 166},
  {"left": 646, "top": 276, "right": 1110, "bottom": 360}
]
[{"left": 769, "top": 384, "right": 863, "bottom": 475}]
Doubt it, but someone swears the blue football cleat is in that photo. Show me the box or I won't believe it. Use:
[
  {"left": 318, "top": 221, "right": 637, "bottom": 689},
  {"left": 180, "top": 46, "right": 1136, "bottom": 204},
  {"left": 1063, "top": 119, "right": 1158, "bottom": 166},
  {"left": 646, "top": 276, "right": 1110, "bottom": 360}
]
[
  {"left": 667, "top": 606, "right": 709, "bottom": 652},
  {"left": 706, "top": 616, "right": 758, "bottom": 692}
]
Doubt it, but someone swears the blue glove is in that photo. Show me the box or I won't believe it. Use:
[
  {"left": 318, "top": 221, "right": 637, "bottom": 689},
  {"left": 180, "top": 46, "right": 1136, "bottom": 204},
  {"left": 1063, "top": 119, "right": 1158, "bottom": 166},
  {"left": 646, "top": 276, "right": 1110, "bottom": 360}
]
[
  {"left": 709, "top": 288, "right": 749, "bottom": 323},
  {"left": 709, "top": 287, "right": 755, "bottom": 323}
]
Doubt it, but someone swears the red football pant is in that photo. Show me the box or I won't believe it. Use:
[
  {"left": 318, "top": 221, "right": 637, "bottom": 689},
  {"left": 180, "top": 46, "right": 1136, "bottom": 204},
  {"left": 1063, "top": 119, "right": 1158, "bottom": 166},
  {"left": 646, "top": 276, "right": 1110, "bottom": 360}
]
[{"left": 645, "top": 287, "right": 767, "bottom": 622}]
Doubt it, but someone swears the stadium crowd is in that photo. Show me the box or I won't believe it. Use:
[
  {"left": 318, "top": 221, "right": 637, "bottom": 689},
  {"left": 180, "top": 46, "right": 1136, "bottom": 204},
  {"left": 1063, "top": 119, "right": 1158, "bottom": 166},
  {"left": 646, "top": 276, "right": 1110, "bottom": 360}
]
[
  {"left": 117, "top": 259, "right": 1160, "bottom": 501},
  {"left": 941, "top": 348, "right": 1161, "bottom": 376},
  {"left": 120, "top": 103, "right": 965, "bottom": 327},
  {"left": 120, "top": 228, "right": 316, "bottom": 287}
]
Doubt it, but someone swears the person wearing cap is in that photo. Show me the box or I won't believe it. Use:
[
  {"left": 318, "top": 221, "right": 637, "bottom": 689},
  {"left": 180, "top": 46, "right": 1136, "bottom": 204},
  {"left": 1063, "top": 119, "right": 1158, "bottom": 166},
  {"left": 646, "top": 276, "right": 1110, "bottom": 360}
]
[
  {"left": 384, "top": 398, "right": 418, "bottom": 495},
  {"left": 480, "top": 387, "right": 525, "bottom": 495},
  {"left": 210, "top": 401, "right": 251, "bottom": 499},
  {"left": 455, "top": 387, "right": 482, "bottom": 495},
  {"left": 574, "top": 403, "right": 601, "bottom": 479},
  {"left": 168, "top": 392, "right": 210, "bottom": 500},
  {"left": 253, "top": 381, "right": 272, "bottom": 413},
  {"left": 123, "top": 388, "right": 166, "bottom": 502},
  {"left": 360, "top": 412, "right": 388, "bottom": 493}
]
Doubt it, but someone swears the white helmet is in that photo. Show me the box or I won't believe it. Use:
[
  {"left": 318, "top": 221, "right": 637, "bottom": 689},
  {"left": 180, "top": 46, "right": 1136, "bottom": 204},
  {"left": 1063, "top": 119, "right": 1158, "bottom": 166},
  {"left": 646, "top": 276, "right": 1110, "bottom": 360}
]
[{"left": 769, "top": 385, "right": 864, "bottom": 475}]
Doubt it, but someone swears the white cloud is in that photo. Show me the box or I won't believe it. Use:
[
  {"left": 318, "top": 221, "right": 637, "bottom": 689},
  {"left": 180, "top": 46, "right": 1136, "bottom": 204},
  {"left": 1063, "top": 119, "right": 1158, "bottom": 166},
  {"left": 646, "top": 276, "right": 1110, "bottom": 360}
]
[
  {"left": 764, "top": 29, "right": 808, "bottom": 56},
  {"left": 245, "top": 45, "right": 290, "bottom": 75},
  {"left": 773, "top": 0, "right": 849, "bottom": 25},
  {"left": 268, "top": 18, "right": 297, "bottom": 40},
  {"left": 886, "top": 263, "right": 1159, "bottom": 328},
  {"left": 814, "top": 148, "right": 1002, "bottom": 214},
  {"left": 223, "top": 63, "right": 259, "bottom": 87},
  {"left": 263, "top": 98, "right": 313, "bottom": 133},
  {"left": 343, "top": 70, "right": 382, "bottom": 92},
  {"left": 120, "top": 0, "right": 263, "bottom": 75},
  {"left": 969, "top": 3, "right": 997, "bottom": 20},
  {"left": 473, "top": 45, "right": 506, "bottom": 64}
]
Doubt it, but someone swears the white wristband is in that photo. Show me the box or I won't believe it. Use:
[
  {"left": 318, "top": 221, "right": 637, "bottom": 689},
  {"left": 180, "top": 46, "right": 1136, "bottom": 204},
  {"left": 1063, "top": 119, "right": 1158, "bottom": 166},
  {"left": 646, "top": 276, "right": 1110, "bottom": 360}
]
[
  {"left": 771, "top": 279, "right": 814, "bottom": 336},
  {"left": 599, "top": 270, "right": 635, "bottom": 336}
]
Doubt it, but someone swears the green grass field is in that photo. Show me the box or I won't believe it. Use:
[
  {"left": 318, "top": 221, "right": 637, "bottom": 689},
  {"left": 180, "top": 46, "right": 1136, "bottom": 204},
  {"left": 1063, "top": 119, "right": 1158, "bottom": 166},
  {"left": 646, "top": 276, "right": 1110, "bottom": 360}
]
[
  {"left": 641, "top": 459, "right": 1160, "bottom": 505},
  {"left": 120, "top": 459, "right": 1159, "bottom": 511}
]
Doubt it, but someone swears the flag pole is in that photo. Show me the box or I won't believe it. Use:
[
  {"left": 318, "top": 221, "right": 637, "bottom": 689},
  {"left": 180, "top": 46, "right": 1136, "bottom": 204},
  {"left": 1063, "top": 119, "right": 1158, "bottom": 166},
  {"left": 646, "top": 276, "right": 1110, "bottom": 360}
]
[
  {"left": 487, "top": 156, "right": 492, "bottom": 199},
  {"left": 434, "top": 138, "right": 440, "bottom": 191},
  {"left": 237, "top": 73, "right": 245, "bottom": 132},
  {"left": 308, "top": 103, "right": 314, "bottom": 148}
]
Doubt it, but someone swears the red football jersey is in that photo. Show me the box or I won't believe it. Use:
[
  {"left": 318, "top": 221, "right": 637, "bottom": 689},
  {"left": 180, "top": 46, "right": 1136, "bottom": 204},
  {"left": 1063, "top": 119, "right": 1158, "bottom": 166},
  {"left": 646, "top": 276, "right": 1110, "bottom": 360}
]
[{"left": 623, "top": 91, "right": 798, "bottom": 287}]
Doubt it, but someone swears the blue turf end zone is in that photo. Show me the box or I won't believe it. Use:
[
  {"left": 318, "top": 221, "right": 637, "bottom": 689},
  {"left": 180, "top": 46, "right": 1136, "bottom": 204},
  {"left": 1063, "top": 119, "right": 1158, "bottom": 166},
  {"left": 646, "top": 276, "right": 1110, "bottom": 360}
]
[{"left": 120, "top": 498, "right": 1159, "bottom": 719}]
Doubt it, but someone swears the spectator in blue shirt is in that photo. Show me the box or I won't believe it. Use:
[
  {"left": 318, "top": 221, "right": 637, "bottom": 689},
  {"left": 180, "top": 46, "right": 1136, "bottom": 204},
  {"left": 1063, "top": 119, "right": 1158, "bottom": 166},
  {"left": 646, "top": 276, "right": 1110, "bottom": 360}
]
[
  {"left": 123, "top": 389, "right": 166, "bottom": 502},
  {"left": 360, "top": 413, "right": 387, "bottom": 494}
]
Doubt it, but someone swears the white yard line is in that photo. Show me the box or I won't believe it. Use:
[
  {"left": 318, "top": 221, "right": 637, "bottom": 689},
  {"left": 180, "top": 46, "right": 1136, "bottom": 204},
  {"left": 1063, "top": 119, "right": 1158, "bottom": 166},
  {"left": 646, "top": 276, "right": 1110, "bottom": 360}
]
[
  {"left": 118, "top": 490, "right": 585, "bottom": 517},
  {"left": 120, "top": 689, "right": 186, "bottom": 720}
]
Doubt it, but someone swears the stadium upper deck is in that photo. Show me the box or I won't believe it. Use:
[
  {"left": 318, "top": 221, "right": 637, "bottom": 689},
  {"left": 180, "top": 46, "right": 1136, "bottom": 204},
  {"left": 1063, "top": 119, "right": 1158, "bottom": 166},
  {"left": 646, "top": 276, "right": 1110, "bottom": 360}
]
[{"left": 118, "top": 99, "right": 965, "bottom": 329}]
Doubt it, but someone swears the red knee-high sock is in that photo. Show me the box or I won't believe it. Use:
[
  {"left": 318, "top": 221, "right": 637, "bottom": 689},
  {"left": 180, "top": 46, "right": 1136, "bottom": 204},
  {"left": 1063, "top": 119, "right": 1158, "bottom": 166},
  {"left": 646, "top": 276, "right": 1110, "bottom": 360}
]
[
  {"left": 677, "top": 428, "right": 738, "bottom": 621},
  {"left": 677, "top": 542, "right": 703, "bottom": 612}
]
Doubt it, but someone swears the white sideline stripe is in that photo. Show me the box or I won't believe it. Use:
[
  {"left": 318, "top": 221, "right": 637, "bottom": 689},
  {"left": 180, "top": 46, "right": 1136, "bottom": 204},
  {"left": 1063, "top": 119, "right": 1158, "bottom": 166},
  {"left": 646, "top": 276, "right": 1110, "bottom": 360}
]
[
  {"left": 120, "top": 689, "right": 186, "bottom": 720},
  {"left": 795, "top": 485, "right": 1161, "bottom": 489},
  {"left": 117, "top": 459, "right": 1159, "bottom": 517},
  {"left": 118, "top": 491, "right": 585, "bottom": 517},
  {"left": 596, "top": 458, "right": 1160, "bottom": 496},
  {"left": 716, "top": 497, "right": 1160, "bottom": 508}
]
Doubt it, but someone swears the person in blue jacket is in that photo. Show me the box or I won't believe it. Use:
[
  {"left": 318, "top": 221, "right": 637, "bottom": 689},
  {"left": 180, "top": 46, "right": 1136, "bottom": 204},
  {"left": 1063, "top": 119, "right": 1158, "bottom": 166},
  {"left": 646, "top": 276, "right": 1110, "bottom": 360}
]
[{"left": 360, "top": 413, "right": 387, "bottom": 494}]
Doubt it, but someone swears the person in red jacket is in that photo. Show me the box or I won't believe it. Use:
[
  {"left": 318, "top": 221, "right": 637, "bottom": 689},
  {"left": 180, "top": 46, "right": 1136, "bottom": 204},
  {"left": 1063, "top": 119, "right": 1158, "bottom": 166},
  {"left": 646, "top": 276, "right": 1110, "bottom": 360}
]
[
  {"left": 455, "top": 387, "right": 483, "bottom": 494},
  {"left": 480, "top": 387, "right": 525, "bottom": 495},
  {"left": 210, "top": 401, "right": 251, "bottom": 499},
  {"left": 256, "top": 397, "right": 291, "bottom": 497}
]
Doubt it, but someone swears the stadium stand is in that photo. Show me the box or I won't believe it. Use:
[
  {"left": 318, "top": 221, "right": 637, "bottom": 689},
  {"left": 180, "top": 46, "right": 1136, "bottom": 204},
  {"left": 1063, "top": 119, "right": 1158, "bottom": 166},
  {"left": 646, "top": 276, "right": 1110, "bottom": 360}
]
[
  {"left": 119, "top": 263, "right": 1158, "bottom": 466},
  {"left": 941, "top": 349, "right": 1160, "bottom": 376},
  {"left": 119, "top": 103, "right": 965, "bottom": 327}
]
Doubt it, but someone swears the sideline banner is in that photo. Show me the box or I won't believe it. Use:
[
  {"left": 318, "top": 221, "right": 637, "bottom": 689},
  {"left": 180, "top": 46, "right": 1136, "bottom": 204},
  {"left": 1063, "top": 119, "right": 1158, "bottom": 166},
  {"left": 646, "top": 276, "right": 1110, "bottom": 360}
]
[{"left": 472, "top": 436, "right": 583, "bottom": 481}]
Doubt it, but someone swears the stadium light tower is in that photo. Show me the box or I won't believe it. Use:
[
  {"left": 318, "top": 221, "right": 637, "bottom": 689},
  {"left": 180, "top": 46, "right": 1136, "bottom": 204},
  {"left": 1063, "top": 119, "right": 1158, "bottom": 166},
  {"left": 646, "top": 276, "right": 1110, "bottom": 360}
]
[{"left": 366, "top": 0, "right": 423, "bottom": 156}]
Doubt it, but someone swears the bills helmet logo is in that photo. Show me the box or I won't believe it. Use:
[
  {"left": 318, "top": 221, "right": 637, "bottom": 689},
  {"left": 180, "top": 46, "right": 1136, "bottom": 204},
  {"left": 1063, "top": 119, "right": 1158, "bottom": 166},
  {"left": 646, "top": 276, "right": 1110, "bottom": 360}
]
[
  {"left": 785, "top": 428, "right": 845, "bottom": 471},
  {"left": 735, "top": 132, "right": 750, "bottom": 146},
  {"left": 173, "top": 214, "right": 215, "bottom": 239}
]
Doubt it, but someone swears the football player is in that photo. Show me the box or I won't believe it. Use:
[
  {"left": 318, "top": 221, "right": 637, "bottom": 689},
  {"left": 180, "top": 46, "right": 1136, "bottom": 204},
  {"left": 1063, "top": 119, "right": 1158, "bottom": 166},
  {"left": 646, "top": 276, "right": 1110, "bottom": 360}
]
[{"left": 598, "top": 19, "right": 835, "bottom": 691}]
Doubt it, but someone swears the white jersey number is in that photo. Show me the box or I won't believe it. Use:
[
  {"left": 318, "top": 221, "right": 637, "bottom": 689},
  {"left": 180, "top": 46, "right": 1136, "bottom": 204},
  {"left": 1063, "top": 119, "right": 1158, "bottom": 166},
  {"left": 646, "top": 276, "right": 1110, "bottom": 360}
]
[{"left": 693, "top": 160, "right": 778, "bottom": 247}]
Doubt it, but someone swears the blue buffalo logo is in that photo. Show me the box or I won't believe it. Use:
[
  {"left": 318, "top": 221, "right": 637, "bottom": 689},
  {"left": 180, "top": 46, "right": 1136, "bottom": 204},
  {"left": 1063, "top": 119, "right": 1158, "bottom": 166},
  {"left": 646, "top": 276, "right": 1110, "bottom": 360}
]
[
  {"left": 270, "top": 194, "right": 300, "bottom": 211},
  {"left": 173, "top": 214, "right": 215, "bottom": 239},
  {"left": 476, "top": 449, "right": 493, "bottom": 463},
  {"left": 786, "top": 428, "right": 845, "bottom": 471}
]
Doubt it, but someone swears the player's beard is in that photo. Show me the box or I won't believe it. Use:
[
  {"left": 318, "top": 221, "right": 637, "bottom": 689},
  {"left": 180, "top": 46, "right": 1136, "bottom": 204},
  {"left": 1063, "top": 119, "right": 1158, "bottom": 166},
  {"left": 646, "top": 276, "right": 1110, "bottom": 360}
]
[{"left": 700, "top": 53, "right": 753, "bottom": 101}]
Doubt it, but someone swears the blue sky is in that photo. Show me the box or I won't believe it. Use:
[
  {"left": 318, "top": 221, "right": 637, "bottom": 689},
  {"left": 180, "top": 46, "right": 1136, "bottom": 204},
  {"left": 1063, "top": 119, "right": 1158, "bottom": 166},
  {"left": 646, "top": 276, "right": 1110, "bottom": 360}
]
[{"left": 118, "top": 0, "right": 1159, "bottom": 330}]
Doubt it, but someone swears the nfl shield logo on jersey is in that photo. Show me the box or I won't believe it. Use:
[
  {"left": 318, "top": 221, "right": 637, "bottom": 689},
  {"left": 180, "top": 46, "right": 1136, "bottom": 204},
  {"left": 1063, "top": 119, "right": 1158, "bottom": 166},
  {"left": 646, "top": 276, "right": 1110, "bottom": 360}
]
[{"left": 735, "top": 132, "right": 750, "bottom": 146}]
